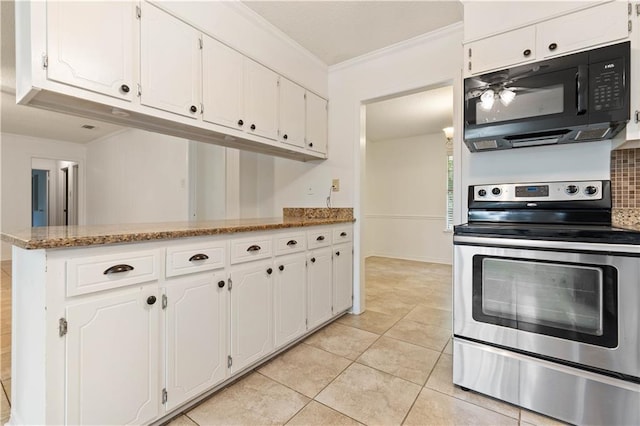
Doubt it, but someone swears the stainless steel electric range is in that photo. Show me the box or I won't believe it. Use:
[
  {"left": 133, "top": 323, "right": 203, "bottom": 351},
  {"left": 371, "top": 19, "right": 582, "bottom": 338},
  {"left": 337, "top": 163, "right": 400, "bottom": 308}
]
[{"left": 453, "top": 180, "right": 640, "bottom": 425}]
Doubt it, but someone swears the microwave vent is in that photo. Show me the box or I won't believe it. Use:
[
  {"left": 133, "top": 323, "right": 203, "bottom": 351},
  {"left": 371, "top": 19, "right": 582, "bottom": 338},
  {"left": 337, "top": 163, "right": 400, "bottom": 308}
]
[
  {"left": 473, "top": 140, "right": 498, "bottom": 150},
  {"left": 575, "top": 127, "right": 611, "bottom": 140}
]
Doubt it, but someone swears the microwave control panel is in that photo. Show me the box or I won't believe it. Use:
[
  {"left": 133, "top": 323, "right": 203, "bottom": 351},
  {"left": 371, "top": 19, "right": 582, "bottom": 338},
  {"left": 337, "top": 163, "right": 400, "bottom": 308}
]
[{"left": 590, "top": 58, "right": 624, "bottom": 111}]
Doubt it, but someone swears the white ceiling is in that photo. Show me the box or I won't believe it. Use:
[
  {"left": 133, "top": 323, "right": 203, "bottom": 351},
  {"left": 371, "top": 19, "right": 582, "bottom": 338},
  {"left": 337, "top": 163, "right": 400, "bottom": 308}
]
[
  {"left": 366, "top": 85, "right": 453, "bottom": 142},
  {"left": 0, "top": 0, "right": 461, "bottom": 144}
]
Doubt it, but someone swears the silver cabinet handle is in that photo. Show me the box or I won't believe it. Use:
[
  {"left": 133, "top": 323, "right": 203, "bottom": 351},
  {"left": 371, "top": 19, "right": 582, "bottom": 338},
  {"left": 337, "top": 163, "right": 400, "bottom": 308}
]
[{"left": 103, "top": 264, "right": 134, "bottom": 275}]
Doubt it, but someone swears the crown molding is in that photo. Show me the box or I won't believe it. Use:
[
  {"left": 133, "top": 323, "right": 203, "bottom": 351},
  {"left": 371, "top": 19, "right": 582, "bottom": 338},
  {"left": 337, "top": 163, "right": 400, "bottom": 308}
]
[{"left": 329, "top": 22, "right": 463, "bottom": 73}]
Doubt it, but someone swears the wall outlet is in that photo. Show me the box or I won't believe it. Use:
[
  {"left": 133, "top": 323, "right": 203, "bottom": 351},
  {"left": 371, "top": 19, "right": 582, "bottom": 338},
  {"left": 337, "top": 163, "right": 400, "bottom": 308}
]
[{"left": 332, "top": 179, "right": 340, "bottom": 192}]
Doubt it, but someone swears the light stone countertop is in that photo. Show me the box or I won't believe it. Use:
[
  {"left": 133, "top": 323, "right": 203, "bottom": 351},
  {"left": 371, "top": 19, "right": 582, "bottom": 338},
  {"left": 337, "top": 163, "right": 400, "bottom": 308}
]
[{"left": 1, "top": 216, "right": 355, "bottom": 250}]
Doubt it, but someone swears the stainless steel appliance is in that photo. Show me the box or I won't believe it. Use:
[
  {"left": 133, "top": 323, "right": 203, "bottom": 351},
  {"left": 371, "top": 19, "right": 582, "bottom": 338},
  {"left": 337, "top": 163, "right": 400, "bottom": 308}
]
[
  {"left": 464, "top": 42, "right": 630, "bottom": 152},
  {"left": 453, "top": 180, "right": 640, "bottom": 425}
]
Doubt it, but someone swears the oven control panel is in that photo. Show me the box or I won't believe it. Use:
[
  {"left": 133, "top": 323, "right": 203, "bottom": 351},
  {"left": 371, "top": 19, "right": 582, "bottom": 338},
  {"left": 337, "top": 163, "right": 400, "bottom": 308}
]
[{"left": 473, "top": 181, "right": 603, "bottom": 202}]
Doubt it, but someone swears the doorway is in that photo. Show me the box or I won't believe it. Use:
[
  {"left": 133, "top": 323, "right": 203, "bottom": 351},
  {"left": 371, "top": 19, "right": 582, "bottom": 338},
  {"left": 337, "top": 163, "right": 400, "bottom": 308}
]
[{"left": 31, "top": 158, "right": 80, "bottom": 227}]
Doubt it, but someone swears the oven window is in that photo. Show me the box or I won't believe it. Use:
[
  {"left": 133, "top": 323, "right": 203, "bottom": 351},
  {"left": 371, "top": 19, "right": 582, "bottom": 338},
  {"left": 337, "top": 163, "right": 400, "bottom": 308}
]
[{"left": 472, "top": 256, "right": 618, "bottom": 348}]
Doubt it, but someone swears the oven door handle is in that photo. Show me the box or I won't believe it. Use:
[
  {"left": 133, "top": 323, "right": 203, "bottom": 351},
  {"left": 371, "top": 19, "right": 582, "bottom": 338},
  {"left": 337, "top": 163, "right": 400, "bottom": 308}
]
[{"left": 576, "top": 65, "right": 588, "bottom": 115}]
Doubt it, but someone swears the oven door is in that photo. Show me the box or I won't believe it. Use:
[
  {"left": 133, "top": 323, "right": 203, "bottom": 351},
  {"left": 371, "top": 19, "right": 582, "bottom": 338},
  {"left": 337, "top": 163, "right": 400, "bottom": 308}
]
[{"left": 454, "top": 236, "right": 639, "bottom": 380}]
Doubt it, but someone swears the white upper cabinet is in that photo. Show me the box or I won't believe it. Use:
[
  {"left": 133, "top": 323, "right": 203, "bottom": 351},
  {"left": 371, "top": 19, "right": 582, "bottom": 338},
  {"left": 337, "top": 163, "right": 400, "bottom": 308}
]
[
  {"left": 465, "top": 1, "right": 631, "bottom": 77},
  {"left": 626, "top": 2, "right": 640, "bottom": 142},
  {"left": 535, "top": 1, "right": 629, "bottom": 59},
  {"left": 202, "top": 36, "right": 244, "bottom": 130},
  {"left": 305, "top": 92, "right": 328, "bottom": 155},
  {"left": 243, "top": 59, "right": 280, "bottom": 140},
  {"left": 279, "top": 78, "right": 306, "bottom": 148},
  {"left": 467, "top": 26, "right": 536, "bottom": 75},
  {"left": 140, "top": 2, "right": 201, "bottom": 118},
  {"left": 46, "top": 1, "right": 136, "bottom": 101}
]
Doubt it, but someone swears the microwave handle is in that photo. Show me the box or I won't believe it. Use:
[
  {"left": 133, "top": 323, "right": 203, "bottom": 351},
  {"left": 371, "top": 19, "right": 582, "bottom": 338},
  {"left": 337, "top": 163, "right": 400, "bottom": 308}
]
[{"left": 576, "top": 65, "right": 588, "bottom": 115}]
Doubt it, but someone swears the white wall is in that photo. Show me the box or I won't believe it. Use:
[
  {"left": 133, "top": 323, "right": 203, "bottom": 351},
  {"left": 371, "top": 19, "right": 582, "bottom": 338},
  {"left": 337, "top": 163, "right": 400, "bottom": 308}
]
[
  {"left": 190, "top": 141, "right": 226, "bottom": 221},
  {"left": 365, "top": 133, "right": 452, "bottom": 264},
  {"left": 1, "top": 132, "right": 87, "bottom": 259},
  {"left": 85, "top": 129, "right": 189, "bottom": 225}
]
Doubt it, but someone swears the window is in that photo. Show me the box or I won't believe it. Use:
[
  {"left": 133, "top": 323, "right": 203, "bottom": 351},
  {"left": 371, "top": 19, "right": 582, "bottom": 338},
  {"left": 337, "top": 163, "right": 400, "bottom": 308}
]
[{"left": 446, "top": 154, "right": 454, "bottom": 231}]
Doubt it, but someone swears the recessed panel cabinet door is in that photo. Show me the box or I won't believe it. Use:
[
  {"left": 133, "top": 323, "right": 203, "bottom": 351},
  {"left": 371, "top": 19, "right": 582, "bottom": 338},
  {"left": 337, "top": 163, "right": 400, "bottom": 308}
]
[
  {"left": 274, "top": 253, "right": 307, "bottom": 348},
  {"left": 279, "top": 78, "right": 306, "bottom": 148},
  {"left": 244, "top": 59, "right": 279, "bottom": 140},
  {"left": 305, "top": 92, "right": 328, "bottom": 155},
  {"left": 165, "top": 271, "right": 227, "bottom": 410},
  {"left": 202, "top": 35, "right": 244, "bottom": 130},
  {"left": 307, "top": 248, "right": 333, "bottom": 329},
  {"left": 65, "top": 287, "right": 160, "bottom": 425},
  {"left": 140, "top": 2, "right": 201, "bottom": 118},
  {"left": 230, "top": 260, "right": 274, "bottom": 373},
  {"left": 466, "top": 26, "right": 536, "bottom": 75},
  {"left": 333, "top": 243, "right": 353, "bottom": 315},
  {"left": 46, "top": 1, "right": 135, "bottom": 101}
]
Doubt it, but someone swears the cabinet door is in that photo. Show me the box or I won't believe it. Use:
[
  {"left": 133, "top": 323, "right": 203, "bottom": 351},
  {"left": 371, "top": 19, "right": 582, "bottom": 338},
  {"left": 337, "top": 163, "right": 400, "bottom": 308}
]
[
  {"left": 165, "top": 271, "right": 227, "bottom": 410},
  {"left": 244, "top": 59, "right": 279, "bottom": 140},
  {"left": 230, "top": 260, "right": 274, "bottom": 373},
  {"left": 333, "top": 243, "right": 353, "bottom": 315},
  {"left": 279, "top": 78, "right": 306, "bottom": 148},
  {"left": 66, "top": 287, "right": 160, "bottom": 425},
  {"left": 274, "top": 253, "right": 306, "bottom": 348},
  {"left": 307, "top": 248, "right": 333, "bottom": 329},
  {"left": 202, "top": 35, "right": 244, "bottom": 130},
  {"left": 305, "top": 92, "right": 328, "bottom": 155},
  {"left": 536, "top": 2, "right": 629, "bottom": 60},
  {"left": 140, "top": 2, "right": 201, "bottom": 118},
  {"left": 47, "top": 1, "right": 135, "bottom": 101},
  {"left": 466, "top": 26, "right": 536, "bottom": 75},
  {"left": 627, "top": 7, "right": 640, "bottom": 142}
]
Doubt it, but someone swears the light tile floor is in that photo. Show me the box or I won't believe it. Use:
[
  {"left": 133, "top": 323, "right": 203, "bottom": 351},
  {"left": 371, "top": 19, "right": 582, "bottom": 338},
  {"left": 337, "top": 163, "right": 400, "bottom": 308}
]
[{"left": 0, "top": 257, "right": 566, "bottom": 426}]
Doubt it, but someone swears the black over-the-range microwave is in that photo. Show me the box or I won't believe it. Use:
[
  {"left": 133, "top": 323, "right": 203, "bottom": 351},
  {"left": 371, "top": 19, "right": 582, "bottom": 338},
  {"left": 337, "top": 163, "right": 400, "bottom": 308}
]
[{"left": 463, "top": 41, "right": 630, "bottom": 152}]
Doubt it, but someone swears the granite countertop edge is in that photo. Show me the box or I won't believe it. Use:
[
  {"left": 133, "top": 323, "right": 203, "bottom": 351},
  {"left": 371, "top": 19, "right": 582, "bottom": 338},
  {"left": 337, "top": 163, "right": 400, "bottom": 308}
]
[{"left": 1, "top": 217, "right": 356, "bottom": 250}]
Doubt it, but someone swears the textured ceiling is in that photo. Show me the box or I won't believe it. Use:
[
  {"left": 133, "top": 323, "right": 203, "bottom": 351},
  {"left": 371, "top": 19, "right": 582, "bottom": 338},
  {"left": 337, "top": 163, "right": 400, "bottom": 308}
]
[{"left": 243, "top": 1, "right": 463, "bottom": 65}]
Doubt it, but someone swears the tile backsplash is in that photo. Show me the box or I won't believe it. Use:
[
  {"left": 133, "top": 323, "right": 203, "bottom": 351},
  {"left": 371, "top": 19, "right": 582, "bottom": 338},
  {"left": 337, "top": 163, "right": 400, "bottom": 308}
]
[{"left": 610, "top": 148, "right": 640, "bottom": 208}]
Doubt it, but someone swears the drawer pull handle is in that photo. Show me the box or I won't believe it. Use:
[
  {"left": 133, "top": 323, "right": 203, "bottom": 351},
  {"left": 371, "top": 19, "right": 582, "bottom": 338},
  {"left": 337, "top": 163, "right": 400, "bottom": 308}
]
[
  {"left": 286, "top": 240, "right": 298, "bottom": 246},
  {"left": 340, "top": 232, "right": 347, "bottom": 237},
  {"left": 316, "top": 236, "right": 325, "bottom": 241},
  {"left": 189, "top": 253, "right": 209, "bottom": 262},
  {"left": 103, "top": 264, "right": 134, "bottom": 275},
  {"left": 247, "top": 245, "right": 261, "bottom": 252}
]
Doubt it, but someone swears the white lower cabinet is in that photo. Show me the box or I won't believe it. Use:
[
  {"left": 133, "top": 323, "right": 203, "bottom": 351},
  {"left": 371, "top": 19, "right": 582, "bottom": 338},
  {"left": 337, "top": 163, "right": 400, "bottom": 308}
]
[
  {"left": 65, "top": 285, "right": 160, "bottom": 425},
  {"left": 274, "top": 253, "right": 307, "bottom": 348},
  {"left": 332, "top": 243, "right": 353, "bottom": 315},
  {"left": 164, "top": 270, "right": 227, "bottom": 410},
  {"left": 229, "top": 259, "right": 274, "bottom": 373},
  {"left": 306, "top": 247, "right": 333, "bottom": 329}
]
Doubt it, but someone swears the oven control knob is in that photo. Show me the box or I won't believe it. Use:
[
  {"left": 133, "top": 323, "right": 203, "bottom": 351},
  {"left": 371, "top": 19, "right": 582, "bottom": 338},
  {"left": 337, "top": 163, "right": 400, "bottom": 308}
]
[
  {"left": 491, "top": 187, "right": 501, "bottom": 196},
  {"left": 585, "top": 186, "right": 598, "bottom": 196},
  {"left": 565, "top": 185, "right": 579, "bottom": 195},
  {"left": 478, "top": 189, "right": 487, "bottom": 197}
]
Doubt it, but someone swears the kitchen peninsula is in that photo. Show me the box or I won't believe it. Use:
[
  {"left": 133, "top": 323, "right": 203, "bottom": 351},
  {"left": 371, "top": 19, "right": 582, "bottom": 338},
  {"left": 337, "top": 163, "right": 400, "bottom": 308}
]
[{"left": 1, "top": 209, "right": 354, "bottom": 425}]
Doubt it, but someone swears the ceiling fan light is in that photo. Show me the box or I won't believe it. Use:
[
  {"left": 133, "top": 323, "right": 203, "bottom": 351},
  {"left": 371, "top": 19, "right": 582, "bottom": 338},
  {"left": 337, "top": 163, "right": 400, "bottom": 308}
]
[
  {"left": 499, "top": 88, "right": 516, "bottom": 106},
  {"left": 480, "top": 89, "right": 495, "bottom": 110}
]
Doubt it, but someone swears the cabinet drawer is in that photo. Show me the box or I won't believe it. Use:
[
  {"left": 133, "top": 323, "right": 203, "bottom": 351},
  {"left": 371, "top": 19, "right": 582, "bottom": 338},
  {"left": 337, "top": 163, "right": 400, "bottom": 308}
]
[
  {"left": 332, "top": 226, "right": 353, "bottom": 244},
  {"left": 166, "top": 241, "right": 226, "bottom": 277},
  {"left": 275, "top": 232, "right": 306, "bottom": 255},
  {"left": 67, "top": 250, "right": 160, "bottom": 296},
  {"left": 231, "top": 236, "right": 273, "bottom": 264},
  {"left": 307, "top": 229, "right": 332, "bottom": 249}
]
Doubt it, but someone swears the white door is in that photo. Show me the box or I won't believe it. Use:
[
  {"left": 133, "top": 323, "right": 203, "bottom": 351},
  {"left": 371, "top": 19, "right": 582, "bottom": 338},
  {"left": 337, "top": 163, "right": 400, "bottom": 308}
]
[
  {"left": 164, "top": 271, "right": 227, "bottom": 410},
  {"left": 278, "top": 78, "right": 306, "bottom": 148},
  {"left": 47, "top": 1, "right": 135, "bottom": 101},
  {"left": 305, "top": 92, "right": 328, "bottom": 155},
  {"left": 333, "top": 243, "right": 353, "bottom": 315},
  {"left": 274, "top": 253, "right": 306, "bottom": 348},
  {"left": 230, "top": 260, "right": 274, "bottom": 373},
  {"left": 202, "top": 35, "right": 244, "bottom": 130},
  {"left": 140, "top": 2, "right": 201, "bottom": 118},
  {"left": 66, "top": 286, "right": 160, "bottom": 425},
  {"left": 244, "top": 59, "right": 279, "bottom": 140},
  {"left": 306, "top": 248, "right": 333, "bottom": 329}
]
